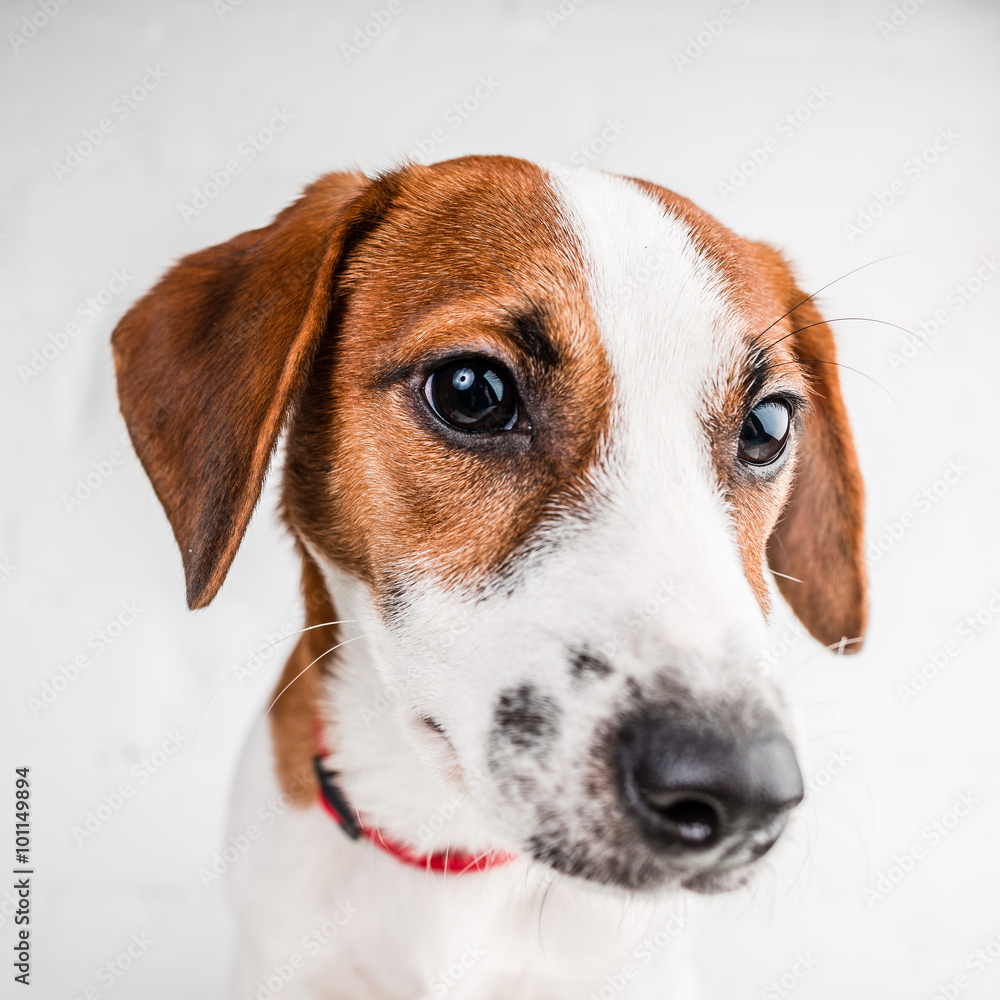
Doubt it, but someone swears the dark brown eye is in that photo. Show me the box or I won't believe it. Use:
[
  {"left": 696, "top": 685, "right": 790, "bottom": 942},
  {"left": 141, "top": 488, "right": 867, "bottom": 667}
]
[
  {"left": 738, "top": 400, "right": 791, "bottom": 466},
  {"left": 425, "top": 358, "right": 518, "bottom": 433}
]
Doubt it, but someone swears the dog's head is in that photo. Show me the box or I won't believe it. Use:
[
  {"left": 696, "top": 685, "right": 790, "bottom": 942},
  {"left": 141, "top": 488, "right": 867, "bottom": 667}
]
[{"left": 113, "top": 156, "right": 866, "bottom": 893}]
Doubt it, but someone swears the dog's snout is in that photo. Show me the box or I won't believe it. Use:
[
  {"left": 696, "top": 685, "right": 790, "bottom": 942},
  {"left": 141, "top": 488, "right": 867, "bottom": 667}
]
[{"left": 618, "top": 718, "right": 803, "bottom": 861}]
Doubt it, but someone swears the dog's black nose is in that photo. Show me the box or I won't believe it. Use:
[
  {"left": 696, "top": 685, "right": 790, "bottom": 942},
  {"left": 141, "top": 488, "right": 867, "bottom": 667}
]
[{"left": 618, "top": 718, "right": 803, "bottom": 859}]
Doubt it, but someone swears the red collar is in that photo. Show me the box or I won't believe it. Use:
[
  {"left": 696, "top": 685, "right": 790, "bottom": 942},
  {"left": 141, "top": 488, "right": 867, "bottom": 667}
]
[{"left": 313, "top": 728, "right": 516, "bottom": 875}]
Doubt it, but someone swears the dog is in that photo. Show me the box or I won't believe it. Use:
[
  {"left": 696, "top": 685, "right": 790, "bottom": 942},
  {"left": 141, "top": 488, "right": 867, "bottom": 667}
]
[{"left": 112, "top": 155, "right": 867, "bottom": 999}]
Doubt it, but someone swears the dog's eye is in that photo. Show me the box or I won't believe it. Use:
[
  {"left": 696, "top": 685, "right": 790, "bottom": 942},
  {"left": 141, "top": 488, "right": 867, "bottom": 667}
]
[
  {"left": 425, "top": 358, "right": 518, "bottom": 433},
  {"left": 738, "top": 399, "right": 791, "bottom": 466}
]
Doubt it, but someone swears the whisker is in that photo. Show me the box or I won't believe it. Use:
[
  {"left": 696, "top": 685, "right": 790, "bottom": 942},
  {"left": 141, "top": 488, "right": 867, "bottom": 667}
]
[
  {"left": 766, "top": 624, "right": 873, "bottom": 673},
  {"left": 770, "top": 316, "right": 938, "bottom": 363},
  {"left": 190, "top": 618, "right": 364, "bottom": 751},
  {"left": 769, "top": 569, "right": 804, "bottom": 583},
  {"left": 264, "top": 634, "right": 369, "bottom": 718},
  {"left": 535, "top": 867, "right": 560, "bottom": 958},
  {"left": 756, "top": 252, "right": 911, "bottom": 341},
  {"left": 826, "top": 635, "right": 866, "bottom": 656},
  {"left": 232, "top": 619, "right": 364, "bottom": 674},
  {"left": 768, "top": 356, "right": 899, "bottom": 409}
]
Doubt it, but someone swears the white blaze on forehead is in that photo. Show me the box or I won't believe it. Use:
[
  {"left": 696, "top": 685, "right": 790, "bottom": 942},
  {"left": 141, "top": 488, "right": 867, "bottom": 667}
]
[
  {"left": 546, "top": 167, "right": 764, "bottom": 654},
  {"left": 548, "top": 166, "right": 738, "bottom": 469}
]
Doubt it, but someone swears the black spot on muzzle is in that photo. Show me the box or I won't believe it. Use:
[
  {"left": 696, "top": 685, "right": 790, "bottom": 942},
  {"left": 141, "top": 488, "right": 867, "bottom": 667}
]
[{"left": 492, "top": 683, "right": 560, "bottom": 751}]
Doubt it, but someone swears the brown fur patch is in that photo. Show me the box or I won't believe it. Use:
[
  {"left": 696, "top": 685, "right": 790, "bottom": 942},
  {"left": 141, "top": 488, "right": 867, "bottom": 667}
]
[{"left": 282, "top": 156, "right": 613, "bottom": 595}]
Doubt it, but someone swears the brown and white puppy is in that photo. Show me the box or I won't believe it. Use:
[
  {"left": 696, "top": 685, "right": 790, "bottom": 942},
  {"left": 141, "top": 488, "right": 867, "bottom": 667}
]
[{"left": 112, "top": 155, "right": 866, "bottom": 999}]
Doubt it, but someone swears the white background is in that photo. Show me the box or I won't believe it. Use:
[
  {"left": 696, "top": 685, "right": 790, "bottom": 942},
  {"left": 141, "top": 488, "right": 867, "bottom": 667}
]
[{"left": 2, "top": 0, "right": 1000, "bottom": 997}]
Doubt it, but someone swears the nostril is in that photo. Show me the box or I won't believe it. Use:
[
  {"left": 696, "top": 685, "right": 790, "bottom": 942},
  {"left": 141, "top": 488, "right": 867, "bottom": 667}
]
[
  {"left": 661, "top": 799, "right": 718, "bottom": 846},
  {"left": 638, "top": 791, "right": 721, "bottom": 848}
]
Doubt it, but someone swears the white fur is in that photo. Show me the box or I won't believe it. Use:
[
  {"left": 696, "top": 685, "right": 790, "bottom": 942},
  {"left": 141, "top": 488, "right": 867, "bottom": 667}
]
[{"left": 227, "top": 166, "right": 799, "bottom": 998}]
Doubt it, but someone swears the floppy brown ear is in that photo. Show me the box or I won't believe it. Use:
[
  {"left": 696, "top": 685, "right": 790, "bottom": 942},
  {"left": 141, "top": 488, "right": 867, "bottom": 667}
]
[
  {"left": 112, "top": 170, "right": 389, "bottom": 609},
  {"left": 757, "top": 246, "right": 868, "bottom": 652}
]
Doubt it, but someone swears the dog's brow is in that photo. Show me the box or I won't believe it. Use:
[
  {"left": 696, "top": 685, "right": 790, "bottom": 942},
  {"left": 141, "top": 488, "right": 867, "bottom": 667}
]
[
  {"left": 505, "top": 304, "right": 560, "bottom": 369},
  {"left": 739, "top": 338, "right": 776, "bottom": 403}
]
